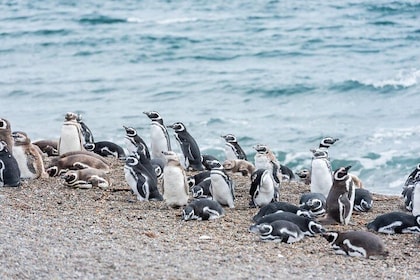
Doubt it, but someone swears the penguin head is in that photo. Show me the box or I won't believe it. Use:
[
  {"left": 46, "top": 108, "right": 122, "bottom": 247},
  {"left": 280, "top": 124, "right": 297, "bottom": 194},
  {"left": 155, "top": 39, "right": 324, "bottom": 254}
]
[
  {"left": 64, "top": 112, "right": 78, "bottom": 121},
  {"left": 296, "top": 169, "right": 310, "bottom": 179},
  {"left": 167, "top": 122, "right": 186, "bottom": 132},
  {"left": 319, "top": 137, "right": 339, "bottom": 148},
  {"left": 187, "top": 176, "right": 196, "bottom": 189},
  {"left": 255, "top": 223, "right": 273, "bottom": 236},
  {"left": 222, "top": 160, "right": 235, "bottom": 171},
  {"left": 181, "top": 206, "right": 195, "bottom": 221},
  {"left": 11, "top": 131, "right": 30, "bottom": 145},
  {"left": 310, "top": 148, "right": 328, "bottom": 159},
  {"left": 309, "top": 221, "right": 326, "bottom": 235},
  {"left": 143, "top": 111, "right": 162, "bottom": 121},
  {"left": 46, "top": 166, "right": 59, "bottom": 177},
  {"left": 62, "top": 171, "right": 78, "bottom": 184},
  {"left": 322, "top": 232, "right": 339, "bottom": 244},
  {"left": 253, "top": 144, "right": 269, "bottom": 154},
  {"left": 333, "top": 166, "right": 352, "bottom": 181},
  {"left": 416, "top": 215, "right": 420, "bottom": 226},
  {"left": 162, "top": 151, "right": 179, "bottom": 161},
  {"left": 192, "top": 185, "right": 204, "bottom": 198},
  {"left": 84, "top": 143, "right": 95, "bottom": 151},
  {"left": 123, "top": 126, "right": 137, "bottom": 137},
  {"left": 125, "top": 155, "right": 139, "bottom": 167},
  {"left": 0, "top": 118, "right": 11, "bottom": 131},
  {"left": 206, "top": 159, "right": 223, "bottom": 170},
  {"left": 221, "top": 134, "right": 237, "bottom": 143}
]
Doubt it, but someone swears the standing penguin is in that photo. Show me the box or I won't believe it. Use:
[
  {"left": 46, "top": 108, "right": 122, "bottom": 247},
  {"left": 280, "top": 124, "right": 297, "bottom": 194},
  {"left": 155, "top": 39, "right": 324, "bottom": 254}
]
[
  {"left": 12, "top": 131, "right": 48, "bottom": 179},
  {"left": 402, "top": 164, "right": 420, "bottom": 212},
  {"left": 161, "top": 151, "right": 189, "bottom": 208},
  {"left": 76, "top": 114, "right": 95, "bottom": 144},
  {"left": 0, "top": 140, "right": 20, "bottom": 187},
  {"left": 58, "top": 112, "right": 85, "bottom": 155},
  {"left": 167, "top": 122, "right": 204, "bottom": 171},
  {"left": 123, "top": 126, "right": 150, "bottom": 158},
  {"left": 124, "top": 149, "right": 163, "bottom": 201},
  {"left": 253, "top": 144, "right": 281, "bottom": 184},
  {"left": 143, "top": 111, "right": 172, "bottom": 161},
  {"left": 0, "top": 118, "right": 13, "bottom": 155},
  {"left": 249, "top": 169, "right": 279, "bottom": 208},
  {"left": 322, "top": 231, "right": 388, "bottom": 258},
  {"left": 310, "top": 149, "right": 333, "bottom": 198},
  {"left": 324, "top": 166, "right": 355, "bottom": 225},
  {"left": 207, "top": 159, "right": 235, "bottom": 208},
  {"left": 221, "top": 134, "right": 247, "bottom": 161}
]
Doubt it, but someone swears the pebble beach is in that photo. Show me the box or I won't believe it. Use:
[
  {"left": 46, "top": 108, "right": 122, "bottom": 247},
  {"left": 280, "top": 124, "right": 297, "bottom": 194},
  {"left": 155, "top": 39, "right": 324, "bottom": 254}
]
[{"left": 1, "top": 157, "right": 419, "bottom": 279}]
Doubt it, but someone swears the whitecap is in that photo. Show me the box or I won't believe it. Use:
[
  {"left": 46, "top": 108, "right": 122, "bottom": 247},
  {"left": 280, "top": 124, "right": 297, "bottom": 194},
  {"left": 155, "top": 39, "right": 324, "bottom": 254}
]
[{"left": 359, "top": 68, "right": 420, "bottom": 88}]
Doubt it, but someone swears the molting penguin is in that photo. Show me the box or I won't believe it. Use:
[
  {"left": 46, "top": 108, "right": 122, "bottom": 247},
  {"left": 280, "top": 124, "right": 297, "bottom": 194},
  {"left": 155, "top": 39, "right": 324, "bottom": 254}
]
[
  {"left": 62, "top": 168, "right": 110, "bottom": 189},
  {"left": 353, "top": 188, "right": 373, "bottom": 212},
  {"left": 76, "top": 114, "right": 95, "bottom": 144},
  {"left": 12, "top": 131, "right": 48, "bottom": 179},
  {"left": 124, "top": 151, "right": 163, "bottom": 201},
  {"left": 253, "top": 144, "right": 281, "bottom": 184},
  {"left": 207, "top": 159, "right": 235, "bottom": 208},
  {"left": 123, "top": 126, "right": 150, "bottom": 158},
  {"left": 223, "top": 159, "right": 255, "bottom": 177},
  {"left": 250, "top": 211, "right": 325, "bottom": 237},
  {"left": 0, "top": 118, "right": 13, "bottom": 154},
  {"left": 143, "top": 111, "right": 172, "bottom": 161},
  {"left": 252, "top": 201, "right": 312, "bottom": 222},
  {"left": 58, "top": 112, "right": 85, "bottom": 155},
  {"left": 161, "top": 151, "right": 189, "bottom": 208},
  {"left": 310, "top": 149, "right": 332, "bottom": 198},
  {"left": 296, "top": 168, "right": 311, "bottom": 185},
  {"left": 167, "top": 122, "right": 204, "bottom": 171},
  {"left": 249, "top": 169, "right": 279, "bottom": 208},
  {"left": 84, "top": 141, "right": 126, "bottom": 159},
  {"left": 249, "top": 220, "right": 305, "bottom": 243},
  {"left": 221, "top": 134, "right": 247, "bottom": 161},
  {"left": 182, "top": 199, "right": 224, "bottom": 221},
  {"left": 366, "top": 212, "right": 420, "bottom": 234},
  {"left": 322, "top": 231, "right": 388, "bottom": 258},
  {"left": 299, "top": 192, "right": 327, "bottom": 217},
  {"left": 324, "top": 166, "right": 355, "bottom": 225},
  {"left": 0, "top": 140, "right": 20, "bottom": 187}
]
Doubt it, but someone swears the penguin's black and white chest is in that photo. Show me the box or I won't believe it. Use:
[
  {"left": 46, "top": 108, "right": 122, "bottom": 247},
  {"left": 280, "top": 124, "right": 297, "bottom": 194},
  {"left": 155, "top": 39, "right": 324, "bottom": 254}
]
[
  {"left": 249, "top": 169, "right": 277, "bottom": 208},
  {"left": 210, "top": 169, "right": 235, "bottom": 208}
]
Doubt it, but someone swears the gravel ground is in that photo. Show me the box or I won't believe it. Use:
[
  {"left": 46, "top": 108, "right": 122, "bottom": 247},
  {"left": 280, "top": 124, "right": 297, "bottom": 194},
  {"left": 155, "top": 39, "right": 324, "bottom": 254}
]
[{"left": 1, "top": 158, "right": 419, "bottom": 279}]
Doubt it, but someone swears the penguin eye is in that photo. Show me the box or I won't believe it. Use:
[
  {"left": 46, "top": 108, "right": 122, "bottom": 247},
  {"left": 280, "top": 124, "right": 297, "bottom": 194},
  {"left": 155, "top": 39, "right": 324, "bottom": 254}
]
[
  {"left": 0, "top": 120, "right": 6, "bottom": 129},
  {"left": 126, "top": 157, "right": 138, "bottom": 166}
]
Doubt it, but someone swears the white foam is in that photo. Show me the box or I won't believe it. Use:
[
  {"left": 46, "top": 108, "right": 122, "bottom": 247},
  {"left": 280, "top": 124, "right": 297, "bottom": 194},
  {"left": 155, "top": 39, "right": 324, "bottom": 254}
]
[{"left": 359, "top": 68, "right": 420, "bottom": 88}]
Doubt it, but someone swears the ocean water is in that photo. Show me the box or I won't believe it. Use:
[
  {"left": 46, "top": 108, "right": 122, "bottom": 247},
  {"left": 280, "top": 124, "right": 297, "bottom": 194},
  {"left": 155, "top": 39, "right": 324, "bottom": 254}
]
[{"left": 1, "top": 0, "right": 419, "bottom": 195}]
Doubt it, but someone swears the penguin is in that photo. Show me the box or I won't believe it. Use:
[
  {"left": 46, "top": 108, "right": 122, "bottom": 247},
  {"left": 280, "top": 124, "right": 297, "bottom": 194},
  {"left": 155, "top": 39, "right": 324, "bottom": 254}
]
[
  {"left": 310, "top": 148, "right": 333, "bottom": 198},
  {"left": 366, "top": 212, "right": 420, "bottom": 234},
  {"left": 402, "top": 186, "right": 414, "bottom": 211},
  {"left": 249, "top": 220, "right": 305, "bottom": 243},
  {"left": 143, "top": 111, "right": 172, "bottom": 161},
  {"left": 0, "top": 140, "right": 20, "bottom": 187},
  {"left": 76, "top": 114, "right": 95, "bottom": 144},
  {"left": 403, "top": 163, "right": 420, "bottom": 187},
  {"left": 411, "top": 182, "right": 420, "bottom": 216},
  {"left": 33, "top": 139, "right": 59, "bottom": 156},
  {"left": 201, "top": 154, "right": 220, "bottom": 170},
  {"left": 161, "top": 151, "right": 189, "bottom": 208},
  {"left": 221, "top": 134, "right": 247, "bottom": 161},
  {"left": 58, "top": 112, "right": 85, "bottom": 155},
  {"left": 299, "top": 192, "right": 327, "bottom": 217},
  {"left": 353, "top": 188, "right": 373, "bottom": 212},
  {"left": 322, "top": 231, "right": 388, "bottom": 258},
  {"left": 191, "top": 179, "right": 212, "bottom": 199},
  {"left": 84, "top": 141, "right": 126, "bottom": 159},
  {"left": 62, "top": 168, "right": 110, "bottom": 189},
  {"left": 124, "top": 149, "right": 162, "bottom": 201},
  {"left": 11, "top": 131, "right": 48, "bottom": 179},
  {"left": 187, "top": 171, "right": 211, "bottom": 190},
  {"left": 296, "top": 169, "right": 311, "bottom": 185},
  {"left": 167, "top": 122, "right": 204, "bottom": 171},
  {"left": 318, "top": 137, "right": 339, "bottom": 151},
  {"left": 46, "top": 152, "right": 110, "bottom": 177},
  {"left": 150, "top": 157, "right": 166, "bottom": 181},
  {"left": 252, "top": 201, "right": 312, "bottom": 222},
  {"left": 223, "top": 159, "right": 256, "bottom": 177},
  {"left": 249, "top": 169, "right": 279, "bottom": 208},
  {"left": 0, "top": 118, "right": 13, "bottom": 154},
  {"left": 324, "top": 166, "right": 355, "bottom": 225},
  {"left": 123, "top": 126, "right": 150, "bottom": 158},
  {"left": 253, "top": 144, "right": 281, "bottom": 184},
  {"left": 249, "top": 211, "right": 325, "bottom": 237},
  {"left": 182, "top": 199, "right": 225, "bottom": 221},
  {"left": 207, "top": 159, "right": 235, "bottom": 208}
]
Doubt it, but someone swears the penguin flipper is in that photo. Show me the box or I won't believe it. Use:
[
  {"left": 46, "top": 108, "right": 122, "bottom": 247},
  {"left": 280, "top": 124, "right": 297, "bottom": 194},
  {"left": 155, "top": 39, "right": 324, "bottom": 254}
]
[{"left": 339, "top": 193, "right": 352, "bottom": 224}]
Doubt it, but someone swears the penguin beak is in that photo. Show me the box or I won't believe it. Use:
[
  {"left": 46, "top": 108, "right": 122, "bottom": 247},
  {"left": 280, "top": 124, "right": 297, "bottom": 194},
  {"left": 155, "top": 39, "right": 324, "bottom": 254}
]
[{"left": 345, "top": 165, "right": 352, "bottom": 172}]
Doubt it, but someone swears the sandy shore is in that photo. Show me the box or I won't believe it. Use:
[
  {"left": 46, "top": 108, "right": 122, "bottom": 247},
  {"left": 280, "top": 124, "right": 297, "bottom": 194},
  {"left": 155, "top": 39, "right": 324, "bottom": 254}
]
[{"left": 1, "top": 157, "right": 419, "bottom": 279}]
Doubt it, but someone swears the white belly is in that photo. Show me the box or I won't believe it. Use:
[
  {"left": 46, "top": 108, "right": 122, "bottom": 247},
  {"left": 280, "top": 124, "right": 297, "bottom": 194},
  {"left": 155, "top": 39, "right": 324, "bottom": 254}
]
[
  {"left": 162, "top": 166, "right": 188, "bottom": 207},
  {"left": 254, "top": 155, "right": 272, "bottom": 171},
  {"left": 412, "top": 183, "right": 420, "bottom": 216},
  {"left": 254, "top": 172, "right": 275, "bottom": 207},
  {"left": 59, "top": 124, "right": 83, "bottom": 155},
  {"left": 150, "top": 125, "right": 170, "bottom": 160},
  {"left": 210, "top": 174, "right": 234, "bottom": 208},
  {"left": 12, "top": 146, "right": 36, "bottom": 179},
  {"left": 311, "top": 159, "right": 332, "bottom": 197},
  {"left": 224, "top": 145, "right": 237, "bottom": 161}
]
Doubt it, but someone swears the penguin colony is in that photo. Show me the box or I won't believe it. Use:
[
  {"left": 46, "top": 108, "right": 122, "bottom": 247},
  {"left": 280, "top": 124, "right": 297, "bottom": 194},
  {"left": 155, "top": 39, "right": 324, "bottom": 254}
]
[{"left": 1, "top": 112, "right": 419, "bottom": 260}]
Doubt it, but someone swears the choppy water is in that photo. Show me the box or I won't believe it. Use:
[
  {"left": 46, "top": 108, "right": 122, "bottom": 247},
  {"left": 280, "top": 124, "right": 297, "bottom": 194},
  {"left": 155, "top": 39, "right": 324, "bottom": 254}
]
[{"left": 1, "top": 0, "right": 420, "bottom": 195}]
